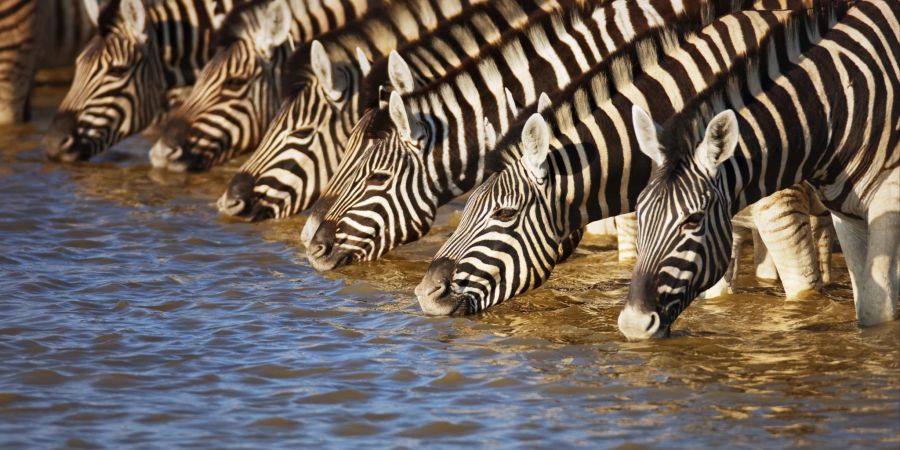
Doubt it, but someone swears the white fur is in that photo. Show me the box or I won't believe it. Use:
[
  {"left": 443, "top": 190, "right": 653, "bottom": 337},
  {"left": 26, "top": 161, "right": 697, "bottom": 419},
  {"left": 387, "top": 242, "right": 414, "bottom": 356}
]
[
  {"left": 632, "top": 106, "right": 665, "bottom": 167},
  {"left": 120, "top": 0, "right": 148, "bottom": 43},
  {"left": 483, "top": 118, "right": 496, "bottom": 152},
  {"left": 311, "top": 40, "right": 343, "bottom": 99},
  {"left": 521, "top": 113, "right": 550, "bottom": 180},
  {"left": 389, "top": 91, "right": 422, "bottom": 142},
  {"left": 504, "top": 87, "right": 518, "bottom": 116},
  {"left": 537, "top": 92, "right": 551, "bottom": 113},
  {"left": 355, "top": 48, "right": 371, "bottom": 76},
  {"left": 83, "top": 0, "right": 99, "bottom": 27},
  {"left": 697, "top": 110, "right": 739, "bottom": 175},
  {"left": 254, "top": 1, "right": 292, "bottom": 57},
  {"left": 388, "top": 51, "right": 415, "bottom": 94}
]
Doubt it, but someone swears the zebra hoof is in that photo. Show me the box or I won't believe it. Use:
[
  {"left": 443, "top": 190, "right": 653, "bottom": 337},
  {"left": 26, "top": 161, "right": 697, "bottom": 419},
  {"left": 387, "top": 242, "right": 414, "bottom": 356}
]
[{"left": 617, "top": 304, "right": 668, "bottom": 341}]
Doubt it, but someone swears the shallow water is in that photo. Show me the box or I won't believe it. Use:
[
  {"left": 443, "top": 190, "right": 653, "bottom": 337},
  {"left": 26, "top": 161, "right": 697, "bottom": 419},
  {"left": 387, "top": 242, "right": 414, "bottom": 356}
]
[{"left": 1, "top": 90, "right": 898, "bottom": 449}]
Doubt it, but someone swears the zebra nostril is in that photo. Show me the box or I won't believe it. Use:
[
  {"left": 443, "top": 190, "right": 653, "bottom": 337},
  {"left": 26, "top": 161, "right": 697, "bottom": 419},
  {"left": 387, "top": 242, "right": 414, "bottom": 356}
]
[
  {"left": 217, "top": 192, "right": 246, "bottom": 216},
  {"left": 150, "top": 142, "right": 183, "bottom": 168}
]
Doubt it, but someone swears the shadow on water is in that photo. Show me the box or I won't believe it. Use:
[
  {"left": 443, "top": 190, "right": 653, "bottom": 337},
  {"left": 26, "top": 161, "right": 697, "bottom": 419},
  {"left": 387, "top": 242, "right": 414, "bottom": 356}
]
[{"left": 0, "top": 87, "right": 897, "bottom": 449}]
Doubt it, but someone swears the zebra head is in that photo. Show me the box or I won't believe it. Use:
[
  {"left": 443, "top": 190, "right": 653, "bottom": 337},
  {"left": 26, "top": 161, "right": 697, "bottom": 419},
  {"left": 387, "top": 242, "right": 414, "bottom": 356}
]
[
  {"left": 217, "top": 41, "right": 370, "bottom": 220},
  {"left": 305, "top": 91, "right": 436, "bottom": 271},
  {"left": 150, "top": 0, "right": 293, "bottom": 172},
  {"left": 45, "top": 0, "right": 166, "bottom": 162},
  {"left": 619, "top": 106, "right": 738, "bottom": 340},
  {"left": 416, "top": 114, "right": 568, "bottom": 315}
]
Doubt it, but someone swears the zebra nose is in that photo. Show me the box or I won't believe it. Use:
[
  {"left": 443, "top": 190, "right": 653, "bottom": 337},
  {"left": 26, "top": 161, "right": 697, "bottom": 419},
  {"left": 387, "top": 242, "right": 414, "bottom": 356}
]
[
  {"left": 617, "top": 304, "right": 664, "bottom": 341},
  {"left": 307, "top": 221, "right": 337, "bottom": 260},
  {"left": 45, "top": 112, "right": 77, "bottom": 161},
  {"left": 218, "top": 173, "right": 255, "bottom": 217},
  {"left": 149, "top": 141, "right": 183, "bottom": 168},
  {"left": 416, "top": 258, "right": 463, "bottom": 316}
]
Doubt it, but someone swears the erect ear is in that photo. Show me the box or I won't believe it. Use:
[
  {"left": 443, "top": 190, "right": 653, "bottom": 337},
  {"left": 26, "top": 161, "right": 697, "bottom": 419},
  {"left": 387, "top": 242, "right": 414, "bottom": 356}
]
[
  {"left": 83, "top": 0, "right": 99, "bottom": 27},
  {"left": 697, "top": 110, "right": 740, "bottom": 174},
  {"left": 387, "top": 51, "right": 415, "bottom": 95},
  {"left": 355, "top": 47, "right": 371, "bottom": 77},
  {"left": 631, "top": 105, "right": 665, "bottom": 167},
  {"left": 254, "top": 0, "right": 292, "bottom": 56},
  {"left": 483, "top": 117, "right": 497, "bottom": 151},
  {"left": 521, "top": 113, "right": 551, "bottom": 180},
  {"left": 537, "top": 92, "right": 551, "bottom": 112},
  {"left": 504, "top": 88, "right": 519, "bottom": 116},
  {"left": 389, "top": 91, "right": 423, "bottom": 141},
  {"left": 310, "top": 40, "right": 344, "bottom": 98},
  {"left": 120, "top": 0, "right": 147, "bottom": 43}
]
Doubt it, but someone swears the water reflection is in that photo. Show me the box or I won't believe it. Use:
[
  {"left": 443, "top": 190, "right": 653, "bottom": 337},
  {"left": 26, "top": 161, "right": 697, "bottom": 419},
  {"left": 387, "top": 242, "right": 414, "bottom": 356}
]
[{"left": 0, "top": 88, "right": 897, "bottom": 448}]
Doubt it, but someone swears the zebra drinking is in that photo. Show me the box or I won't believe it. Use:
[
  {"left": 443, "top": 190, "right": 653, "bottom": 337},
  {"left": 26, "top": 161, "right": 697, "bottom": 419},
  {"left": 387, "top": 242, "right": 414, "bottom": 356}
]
[{"left": 620, "top": 0, "right": 898, "bottom": 340}]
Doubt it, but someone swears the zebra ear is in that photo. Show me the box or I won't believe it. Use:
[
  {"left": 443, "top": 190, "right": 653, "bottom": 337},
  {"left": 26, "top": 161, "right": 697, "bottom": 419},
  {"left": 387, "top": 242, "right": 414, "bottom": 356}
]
[
  {"left": 120, "top": 0, "right": 147, "bottom": 43},
  {"left": 697, "top": 110, "right": 740, "bottom": 174},
  {"left": 388, "top": 51, "right": 415, "bottom": 95},
  {"left": 521, "top": 113, "right": 550, "bottom": 180},
  {"left": 632, "top": 106, "right": 665, "bottom": 167},
  {"left": 389, "top": 91, "right": 423, "bottom": 142},
  {"left": 504, "top": 88, "right": 519, "bottom": 116},
  {"left": 311, "top": 40, "right": 344, "bottom": 99},
  {"left": 253, "top": 1, "right": 292, "bottom": 57},
  {"left": 355, "top": 48, "right": 371, "bottom": 77},
  {"left": 483, "top": 118, "right": 497, "bottom": 151},
  {"left": 537, "top": 92, "right": 551, "bottom": 113},
  {"left": 83, "top": 0, "right": 99, "bottom": 27}
]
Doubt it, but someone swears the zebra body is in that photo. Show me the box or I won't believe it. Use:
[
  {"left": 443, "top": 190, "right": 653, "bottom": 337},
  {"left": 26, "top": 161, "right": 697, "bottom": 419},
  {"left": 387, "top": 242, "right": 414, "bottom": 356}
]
[
  {"left": 621, "top": 0, "right": 897, "bottom": 340},
  {"left": 0, "top": 0, "right": 98, "bottom": 124},
  {"left": 416, "top": 6, "right": 822, "bottom": 315},
  {"left": 214, "top": 0, "right": 554, "bottom": 219},
  {"left": 149, "top": 0, "right": 377, "bottom": 172},
  {"left": 44, "top": 0, "right": 244, "bottom": 162},
  {"left": 303, "top": 0, "right": 748, "bottom": 272}
]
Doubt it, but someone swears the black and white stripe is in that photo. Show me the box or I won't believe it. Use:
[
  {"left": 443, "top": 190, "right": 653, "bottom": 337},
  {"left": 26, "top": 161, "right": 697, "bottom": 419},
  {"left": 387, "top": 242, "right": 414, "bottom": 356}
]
[
  {"left": 214, "top": 0, "right": 542, "bottom": 219},
  {"left": 148, "top": 0, "right": 375, "bottom": 172},
  {"left": 417, "top": 6, "right": 820, "bottom": 315},
  {"left": 302, "top": 0, "right": 751, "bottom": 272},
  {"left": 44, "top": 0, "right": 245, "bottom": 162},
  {"left": 621, "top": 0, "right": 897, "bottom": 339}
]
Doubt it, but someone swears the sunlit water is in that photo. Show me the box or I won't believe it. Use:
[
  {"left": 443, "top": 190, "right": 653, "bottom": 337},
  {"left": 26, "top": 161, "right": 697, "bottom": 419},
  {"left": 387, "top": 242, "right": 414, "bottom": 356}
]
[{"left": 1, "top": 89, "right": 898, "bottom": 449}]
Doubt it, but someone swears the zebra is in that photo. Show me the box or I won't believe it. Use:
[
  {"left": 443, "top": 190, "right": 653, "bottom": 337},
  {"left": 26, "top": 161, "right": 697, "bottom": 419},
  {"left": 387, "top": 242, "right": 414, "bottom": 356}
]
[
  {"left": 414, "top": 5, "right": 834, "bottom": 316},
  {"left": 302, "top": 0, "right": 753, "bottom": 272},
  {"left": 0, "top": 0, "right": 98, "bottom": 124},
  {"left": 148, "top": 0, "right": 377, "bottom": 172},
  {"left": 214, "top": 0, "right": 554, "bottom": 219},
  {"left": 620, "top": 0, "right": 897, "bottom": 340},
  {"left": 43, "top": 0, "right": 247, "bottom": 162}
]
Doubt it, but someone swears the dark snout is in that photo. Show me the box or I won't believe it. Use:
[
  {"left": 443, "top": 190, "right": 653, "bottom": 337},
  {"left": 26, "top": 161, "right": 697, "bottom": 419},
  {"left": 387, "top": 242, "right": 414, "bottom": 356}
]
[
  {"left": 415, "top": 257, "right": 472, "bottom": 316},
  {"left": 618, "top": 274, "right": 669, "bottom": 340},
  {"left": 306, "top": 220, "right": 352, "bottom": 271},
  {"left": 150, "top": 117, "right": 192, "bottom": 170},
  {"left": 217, "top": 172, "right": 257, "bottom": 218},
  {"left": 45, "top": 112, "right": 91, "bottom": 162}
]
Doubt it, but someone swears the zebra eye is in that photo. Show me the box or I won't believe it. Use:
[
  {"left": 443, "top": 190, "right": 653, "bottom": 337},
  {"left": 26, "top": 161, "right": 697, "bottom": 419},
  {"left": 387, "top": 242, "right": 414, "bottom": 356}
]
[
  {"left": 680, "top": 212, "right": 704, "bottom": 228},
  {"left": 223, "top": 76, "right": 248, "bottom": 90},
  {"left": 366, "top": 171, "right": 391, "bottom": 186},
  {"left": 292, "top": 127, "right": 315, "bottom": 140},
  {"left": 107, "top": 65, "right": 130, "bottom": 77},
  {"left": 491, "top": 208, "right": 518, "bottom": 223}
]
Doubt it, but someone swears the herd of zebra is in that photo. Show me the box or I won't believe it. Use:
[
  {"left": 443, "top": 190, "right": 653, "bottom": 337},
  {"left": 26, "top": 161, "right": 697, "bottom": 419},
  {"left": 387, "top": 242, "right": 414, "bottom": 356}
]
[{"left": 5, "top": 0, "right": 896, "bottom": 340}]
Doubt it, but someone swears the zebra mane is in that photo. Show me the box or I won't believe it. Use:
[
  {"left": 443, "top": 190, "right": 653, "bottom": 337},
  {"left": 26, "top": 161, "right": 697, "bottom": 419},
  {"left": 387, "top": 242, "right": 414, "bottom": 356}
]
[
  {"left": 655, "top": 0, "right": 845, "bottom": 176},
  {"left": 281, "top": 1, "right": 393, "bottom": 101},
  {"left": 212, "top": 0, "right": 274, "bottom": 50},
  {"left": 482, "top": 5, "right": 716, "bottom": 175},
  {"left": 356, "top": 0, "right": 557, "bottom": 111}
]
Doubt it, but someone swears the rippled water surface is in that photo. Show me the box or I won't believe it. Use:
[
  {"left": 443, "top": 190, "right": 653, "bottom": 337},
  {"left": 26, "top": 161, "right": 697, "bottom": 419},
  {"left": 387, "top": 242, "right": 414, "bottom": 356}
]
[{"left": 1, "top": 90, "right": 898, "bottom": 449}]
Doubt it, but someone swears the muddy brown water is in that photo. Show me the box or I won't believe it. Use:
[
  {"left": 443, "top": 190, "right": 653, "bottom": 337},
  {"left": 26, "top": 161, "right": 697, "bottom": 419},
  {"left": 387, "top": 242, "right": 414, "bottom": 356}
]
[{"left": 1, "top": 89, "right": 898, "bottom": 448}]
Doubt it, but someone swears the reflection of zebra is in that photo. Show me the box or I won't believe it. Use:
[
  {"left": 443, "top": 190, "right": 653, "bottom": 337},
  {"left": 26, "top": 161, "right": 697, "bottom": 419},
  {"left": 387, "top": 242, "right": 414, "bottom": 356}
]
[
  {"left": 303, "top": 0, "right": 746, "bottom": 272},
  {"left": 44, "top": 0, "right": 245, "bottom": 162},
  {"left": 416, "top": 7, "right": 816, "bottom": 316},
  {"left": 621, "top": 0, "right": 897, "bottom": 340},
  {"left": 0, "top": 0, "right": 97, "bottom": 124},
  {"left": 149, "top": 0, "right": 376, "bottom": 172},
  {"left": 217, "top": 0, "right": 556, "bottom": 220}
]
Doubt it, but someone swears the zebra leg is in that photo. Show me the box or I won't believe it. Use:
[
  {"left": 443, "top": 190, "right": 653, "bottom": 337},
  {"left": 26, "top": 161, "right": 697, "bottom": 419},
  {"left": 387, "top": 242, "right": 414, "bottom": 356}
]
[
  {"left": 614, "top": 213, "right": 638, "bottom": 262},
  {"left": 850, "top": 169, "right": 900, "bottom": 326},
  {"left": 751, "top": 187, "right": 821, "bottom": 297},
  {"left": 586, "top": 217, "right": 617, "bottom": 236},
  {"left": 811, "top": 214, "right": 834, "bottom": 284},
  {"left": 752, "top": 229, "right": 779, "bottom": 281}
]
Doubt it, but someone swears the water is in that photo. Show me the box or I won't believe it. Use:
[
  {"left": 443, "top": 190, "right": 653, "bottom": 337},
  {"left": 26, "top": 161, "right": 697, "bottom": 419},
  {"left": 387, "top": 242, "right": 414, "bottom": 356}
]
[{"left": 1, "top": 89, "right": 898, "bottom": 449}]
